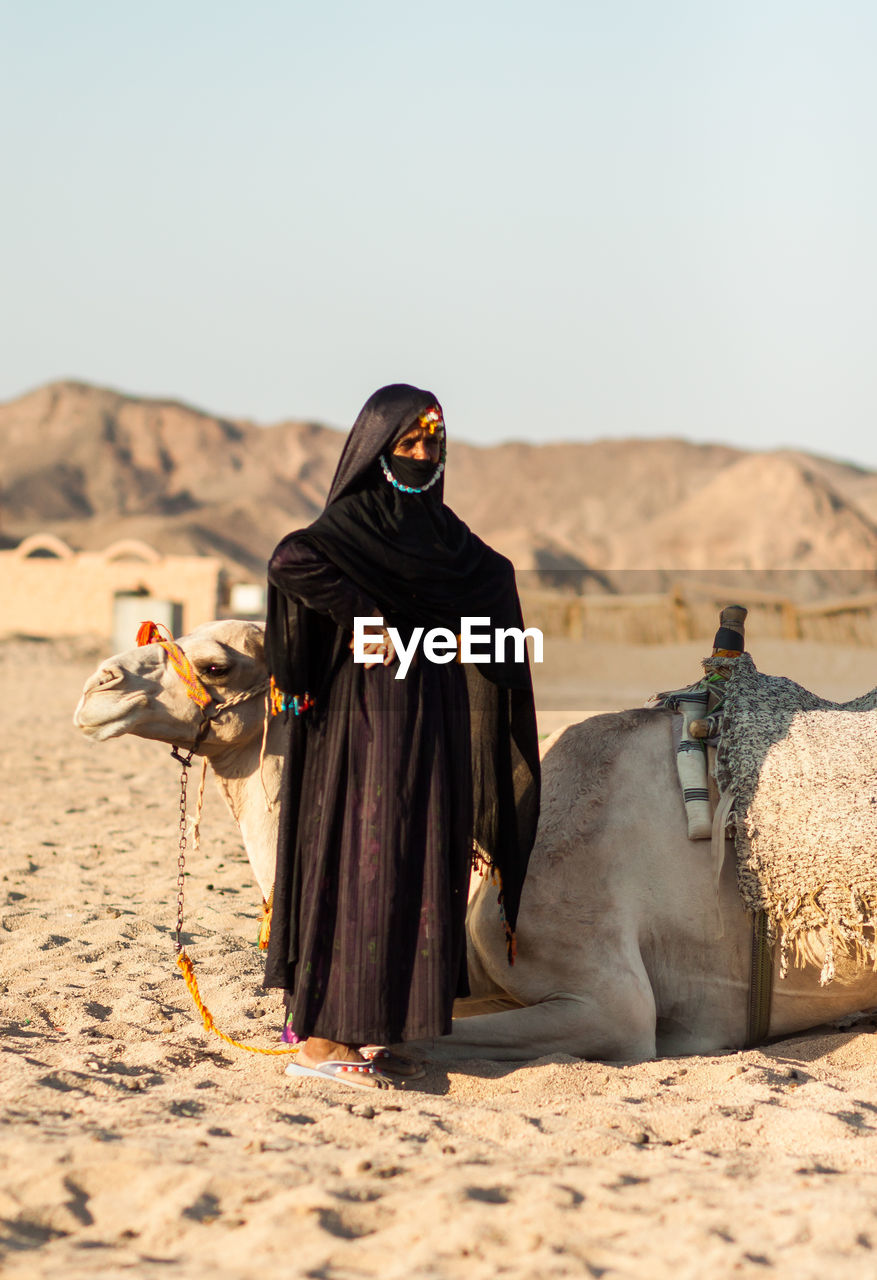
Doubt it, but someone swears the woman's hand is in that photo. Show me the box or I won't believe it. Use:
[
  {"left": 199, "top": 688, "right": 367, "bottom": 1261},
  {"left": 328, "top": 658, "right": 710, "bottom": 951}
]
[{"left": 350, "top": 626, "right": 396, "bottom": 668}]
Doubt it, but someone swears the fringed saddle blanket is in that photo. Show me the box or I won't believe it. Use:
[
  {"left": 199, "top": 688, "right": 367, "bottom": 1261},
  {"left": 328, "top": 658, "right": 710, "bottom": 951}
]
[{"left": 716, "top": 654, "right": 877, "bottom": 984}]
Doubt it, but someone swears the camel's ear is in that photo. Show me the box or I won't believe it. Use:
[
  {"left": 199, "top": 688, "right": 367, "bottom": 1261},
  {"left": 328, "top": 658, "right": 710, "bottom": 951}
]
[{"left": 238, "top": 624, "right": 265, "bottom": 662}]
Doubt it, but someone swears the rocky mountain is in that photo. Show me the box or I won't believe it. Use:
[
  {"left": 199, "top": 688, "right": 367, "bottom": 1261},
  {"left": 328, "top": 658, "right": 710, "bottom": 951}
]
[{"left": 2, "top": 379, "right": 876, "bottom": 599}]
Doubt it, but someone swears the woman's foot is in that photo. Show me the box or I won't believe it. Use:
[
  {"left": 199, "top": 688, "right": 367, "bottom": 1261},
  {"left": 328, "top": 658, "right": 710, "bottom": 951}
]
[
  {"left": 298, "top": 1037, "right": 364, "bottom": 1067},
  {"left": 291, "top": 1037, "right": 393, "bottom": 1090}
]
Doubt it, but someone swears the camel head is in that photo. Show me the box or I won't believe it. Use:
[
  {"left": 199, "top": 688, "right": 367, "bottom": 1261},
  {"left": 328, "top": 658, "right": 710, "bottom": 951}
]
[{"left": 74, "top": 620, "right": 270, "bottom": 756}]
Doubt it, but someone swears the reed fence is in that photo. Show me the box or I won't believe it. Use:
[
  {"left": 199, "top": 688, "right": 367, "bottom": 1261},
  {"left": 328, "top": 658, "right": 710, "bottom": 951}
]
[{"left": 519, "top": 584, "right": 877, "bottom": 647}]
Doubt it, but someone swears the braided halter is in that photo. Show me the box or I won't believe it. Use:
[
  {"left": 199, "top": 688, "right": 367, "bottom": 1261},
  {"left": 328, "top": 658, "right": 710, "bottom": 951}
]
[
  {"left": 135, "top": 620, "right": 268, "bottom": 763},
  {"left": 136, "top": 620, "right": 212, "bottom": 708}
]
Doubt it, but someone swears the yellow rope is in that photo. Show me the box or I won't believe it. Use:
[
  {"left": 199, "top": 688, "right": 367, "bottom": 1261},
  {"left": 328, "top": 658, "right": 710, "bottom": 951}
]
[
  {"left": 258, "top": 693, "right": 276, "bottom": 812},
  {"left": 258, "top": 891, "right": 273, "bottom": 951},
  {"left": 192, "top": 757, "right": 208, "bottom": 850},
  {"left": 176, "top": 950, "right": 298, "bottom": 1055},
  {"left": 172, "top": 735, "right": 287, "bottom": 1055}
]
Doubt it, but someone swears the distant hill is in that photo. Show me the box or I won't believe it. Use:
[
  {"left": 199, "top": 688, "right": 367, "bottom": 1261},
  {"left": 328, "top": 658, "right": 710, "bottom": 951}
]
[{"left": 2, "top": 379, "right": 876, "bottom": 599}]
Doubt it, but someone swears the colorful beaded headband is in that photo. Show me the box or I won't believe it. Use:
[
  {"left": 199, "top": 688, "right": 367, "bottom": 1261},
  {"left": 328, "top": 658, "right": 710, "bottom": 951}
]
[{"left": 418, "top": 405, "right": 444, "bottom": 435}]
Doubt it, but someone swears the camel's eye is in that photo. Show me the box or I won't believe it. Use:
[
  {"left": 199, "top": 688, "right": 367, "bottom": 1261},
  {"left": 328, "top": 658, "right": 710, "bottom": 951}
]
[{"left": 200, "top": 662, "right": 231, "bottom": 678}]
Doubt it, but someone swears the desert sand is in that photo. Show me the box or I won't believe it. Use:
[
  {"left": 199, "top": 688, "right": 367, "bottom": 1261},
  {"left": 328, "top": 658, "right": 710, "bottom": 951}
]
[{"left": 5, "top": 637, "right": 877, "bottom": 1279}]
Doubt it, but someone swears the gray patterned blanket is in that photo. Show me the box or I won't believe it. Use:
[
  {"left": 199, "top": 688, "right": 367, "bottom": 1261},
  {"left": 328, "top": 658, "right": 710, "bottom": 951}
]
[{"left": 716, "top": 654, "right": 877, "bottom": 984}]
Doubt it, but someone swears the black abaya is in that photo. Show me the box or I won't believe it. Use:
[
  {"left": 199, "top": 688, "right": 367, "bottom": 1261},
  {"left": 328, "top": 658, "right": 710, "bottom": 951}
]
[
  {"left": 267, "top": 537, "right": 471, "bottom": 1043},
  {"left": 263, "top": 383, "right": 540, "bottom": 1046}
]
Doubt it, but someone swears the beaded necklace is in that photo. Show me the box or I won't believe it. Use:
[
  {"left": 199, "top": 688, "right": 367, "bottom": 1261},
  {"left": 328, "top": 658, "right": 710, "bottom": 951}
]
[{"left": 379, "top": 449, "right": 445, "bottom": 495}]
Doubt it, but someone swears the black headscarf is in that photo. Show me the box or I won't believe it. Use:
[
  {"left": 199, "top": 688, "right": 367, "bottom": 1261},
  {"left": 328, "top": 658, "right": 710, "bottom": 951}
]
[{"left": 265, "top": 383, "right": 540, "bottom": 961}]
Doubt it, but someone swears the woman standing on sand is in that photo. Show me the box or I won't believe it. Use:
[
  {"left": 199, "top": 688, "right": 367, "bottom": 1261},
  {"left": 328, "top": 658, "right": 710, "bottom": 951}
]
[{"left": 263, "top": 383, "right": 540, "bottom": 1089}]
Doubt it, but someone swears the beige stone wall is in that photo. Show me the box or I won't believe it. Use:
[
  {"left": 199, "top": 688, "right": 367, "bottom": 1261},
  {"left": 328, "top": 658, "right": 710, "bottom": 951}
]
[{"left": 0, "top": 536, "right": 223, "bottom": 639}]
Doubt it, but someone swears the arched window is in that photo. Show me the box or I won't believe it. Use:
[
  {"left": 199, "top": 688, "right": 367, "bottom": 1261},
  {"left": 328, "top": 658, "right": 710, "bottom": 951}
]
[
  {"left": 16, "top": 533, "right": 74, "bottom": 560},
  {"left": 102, "top": 540, "right": 161, "bottom": 565}
]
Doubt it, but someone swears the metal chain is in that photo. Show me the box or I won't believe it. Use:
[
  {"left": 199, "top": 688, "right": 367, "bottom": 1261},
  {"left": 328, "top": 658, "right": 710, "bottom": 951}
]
[
  {"left": 169, "top": 687, "right": 268, "bottom": 957},
  {"left": 176, "top": 761, "right": 189, "bottom": 954},
  {"left": 165, "top": 735, "right": 298, "bottom": 1056}
]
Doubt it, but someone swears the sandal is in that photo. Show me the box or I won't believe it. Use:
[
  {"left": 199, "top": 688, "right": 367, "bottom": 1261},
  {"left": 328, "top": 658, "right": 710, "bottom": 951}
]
[
  {"left": 284, "top": 1057, "right": 395, "bottom": 1092},
  {"left": 359, "top": 1045, "right": 427, "bottom": 1080}
]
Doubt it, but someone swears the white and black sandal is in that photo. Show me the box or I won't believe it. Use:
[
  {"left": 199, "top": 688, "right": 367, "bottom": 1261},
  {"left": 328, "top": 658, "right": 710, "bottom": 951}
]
[
  {"left": 359, "top": 1045, "right": 427, "bottom": 1080},
  {"left": 284, "top": 1057, "right": 395, "bottom": 1092}
]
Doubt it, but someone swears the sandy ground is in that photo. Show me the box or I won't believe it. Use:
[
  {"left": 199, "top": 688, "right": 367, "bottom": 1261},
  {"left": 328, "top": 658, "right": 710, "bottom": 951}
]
[{"left": 5, "top": 637, "right": 877, "bottom": 1279}]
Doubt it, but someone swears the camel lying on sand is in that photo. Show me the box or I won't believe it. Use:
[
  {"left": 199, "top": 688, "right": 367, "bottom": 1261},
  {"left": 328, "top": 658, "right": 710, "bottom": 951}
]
[{"left": 75, "top": 620, "right": 877, "bottom": 1060}]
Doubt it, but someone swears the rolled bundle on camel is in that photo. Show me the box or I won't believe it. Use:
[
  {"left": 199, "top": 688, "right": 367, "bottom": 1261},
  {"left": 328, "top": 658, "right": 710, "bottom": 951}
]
[{"left": 654, "top": 605, "right": 747, "bottom": 840}]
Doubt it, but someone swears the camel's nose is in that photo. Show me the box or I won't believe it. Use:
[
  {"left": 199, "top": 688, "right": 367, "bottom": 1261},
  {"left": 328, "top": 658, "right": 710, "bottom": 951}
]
[{"left": 82, "top": 664, "right": 125, "bottom": 695}]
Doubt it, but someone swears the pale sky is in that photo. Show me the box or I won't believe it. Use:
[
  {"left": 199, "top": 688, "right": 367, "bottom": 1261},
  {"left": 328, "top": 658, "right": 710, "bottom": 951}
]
[{"left": 3, "top": 1, "right": 876, "bottom": 464}]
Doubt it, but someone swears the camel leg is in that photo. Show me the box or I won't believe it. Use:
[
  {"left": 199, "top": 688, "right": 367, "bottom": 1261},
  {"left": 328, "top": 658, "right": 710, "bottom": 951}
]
[
  {"left": 453, "top": 993, "right": 525, "bottom": 1017},
  {"left": 422, "top": 965, "right": 658, "bottom": 1063}
]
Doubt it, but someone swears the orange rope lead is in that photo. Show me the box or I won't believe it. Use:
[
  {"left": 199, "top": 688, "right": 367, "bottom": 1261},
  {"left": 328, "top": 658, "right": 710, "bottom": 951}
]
[
  {"left": 176, "top": 951, "right": 298, "bottom": 1056},
  {"left": 136, "top": 621, "right": 212, "bottom": 710},
  {"left": 139, "top": 620, "right": 291, "bottom": 1057}
]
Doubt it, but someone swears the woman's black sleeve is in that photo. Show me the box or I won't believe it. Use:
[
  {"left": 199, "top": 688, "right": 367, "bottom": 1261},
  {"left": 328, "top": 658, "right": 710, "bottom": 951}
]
[{"left": 267, "top": 534, "right": 380, "bottom": 630}]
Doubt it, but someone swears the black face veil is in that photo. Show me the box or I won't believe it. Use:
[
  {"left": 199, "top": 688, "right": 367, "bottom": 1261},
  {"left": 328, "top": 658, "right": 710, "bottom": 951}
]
[{"left": 264, "top": 384, "right": 540, "bottom": 981}]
